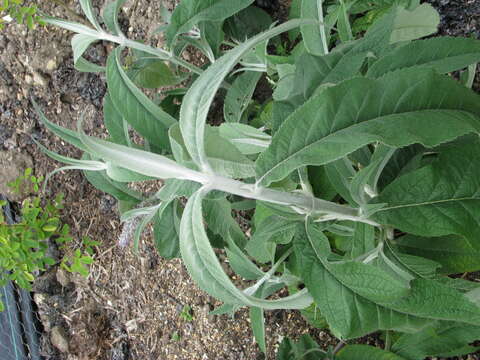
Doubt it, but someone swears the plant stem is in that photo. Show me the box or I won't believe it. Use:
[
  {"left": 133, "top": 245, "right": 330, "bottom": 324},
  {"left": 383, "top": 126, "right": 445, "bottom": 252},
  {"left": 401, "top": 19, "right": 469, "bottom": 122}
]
[
  {"left": 333, "top": 340, "right": 346, "bottom": 355},
  {"left": 206, "top": 175, "right": 378, "bottom": 225},
  {"left": 104, "top": 35, "right": 204, "bottom": 75},
  {"left": 298, "top": 167, "right": 314, "bottom": 194},
  {"left": 384, "top": 330, "right": 392, "bottom": 351},
  {"left": 41, "top": 16, "right": 205, "bottom": 76},
  {"left": 317, "top": 0, "right": 329, "bottom": 55}
]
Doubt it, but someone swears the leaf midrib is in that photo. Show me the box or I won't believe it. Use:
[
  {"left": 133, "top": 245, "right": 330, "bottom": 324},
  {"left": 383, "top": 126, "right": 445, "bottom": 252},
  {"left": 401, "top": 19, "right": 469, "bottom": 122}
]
[
  {"left": 258, "top": 108, "right": 477, "bottom": 184},
  {"left": 377, "top": 196, "right": 479, "bottom": 212}
]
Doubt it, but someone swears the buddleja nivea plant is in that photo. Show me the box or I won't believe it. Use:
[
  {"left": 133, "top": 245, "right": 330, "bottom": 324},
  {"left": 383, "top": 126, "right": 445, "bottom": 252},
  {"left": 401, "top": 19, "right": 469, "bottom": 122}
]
[{"left": 35, "top": 0, "right": 480, "bottom": 358}]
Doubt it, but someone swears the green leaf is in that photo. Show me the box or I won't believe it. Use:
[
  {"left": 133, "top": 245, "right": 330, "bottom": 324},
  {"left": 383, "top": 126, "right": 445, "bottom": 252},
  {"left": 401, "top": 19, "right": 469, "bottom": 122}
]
[
  {"left": 154, "top": 200, "right": 181, "bottom": 259},
  {"left": 392, "top": 322, "right": 480, "bottom": 360},
  {"left": 348, "top": 223, "right": 376, "bottom": 259},
  {"left": 126, "top": 203, "right": 162, "bottom": 252},
  {"left": 225, "top": 236, "right": 264, "bottom": 281},
  {"left": 224, "top": 71, "right": 262, "bottom": 123},
  {"left": 199, "top": 20, "right": 224, "bottom": 59},
  {"left": 368, "top": 37, "right": 480, "bottom": 78},
  {"left": 277, "top": 334, "right": 326, "bottom": 360},
  {"left": 179, "top": 188, "right": 313, "bottom": 309},
  {"left": 165, "top": 0, "right": 254, "bottom": 46},
  {"left": 348, "top": 6, "right": 397, "bottom": 56},
  {"left": 105, "top": 162, "right": 155, "bottom": 182},
  {"left": 294, "top": 222, "right": 480, "bottom": 339},
  {"left": 323, "top": 159, "right": 357, "bottom": 206},
  {"left": 308, "top": 166, "right": 337, "bottom": 201},
  {"left": 381, "top": 244, "right": 441, "bottom": 280},
  {"left": 180, "top": 19, "right": 309, "bottom": 173},
  {"left": 133, "top": 61, "right": 185, "bottom": 89},
  {"left": 156, "top": 178, "right": 202, "bottom": 201},
  {"left": 246, "top": 215, "right": 298, "bottom": 263},
  {"left": 352, "top": 6, "right": 390, "bottom": 36},
  {"left": 301, "top": 0, "right": 328, "bottom": 56},
  {"left": 377, "top": 144, "right": 425, "bottom": 191},
  {"left": 203, "top": 196, "right": 246, "bottom": 248},
  {"left": 273, "top": 64, "right": 297, "bottom": 102},
  {"left": 249, "top": 307, "right": 266, "bottom": 353},
  {"left": 390, "top": 3, "right": 439, "bottom": 43},
  {"left": 372, "top": 139, "right": 480, "bottom": 251},
  {"left": 78, "top": 130, "right": 204, "bottom": 182},
  {"left": 218, "top": 123, "right": 270, "bottom": 155},
  {"left": 33, "top": 100, "right": 88, "bottom": 152},
  {"left": 223, "top": 6, "right": 272, "bottom": 41},
  {"left": 34, "top": 140, "right": 105, "bottom": 171},
  {"left": 42, "top": 16, "right": 100, "bottom": 38},
  {"left": 26, "top": 14, "right": 34, "bottom": 29},
  {"left": 435, "top": 277, "right": 480, "bottom": 293},
  {"left": 301, "top": 303, "right": 327, "bottom": 329},
  {"left": 337, "top": 0, "right": 353, "bottom": 43},
  {"left": 349, "top": 156, "right": 386, "bottom": 207},
  {"left": 83, "top": 168, "right": 143, "bottom": 203},
  {"left": 256, "top": 68, "right": 480, "bottom": 186},
  {"left": 106, "top": 47, "right": 176, "bottom": 151},
  {"left": 396, "top": 234, "right": 480, "bottom": 274},
  {"left": 336, "top": 345, "right": 406, "bottom": 360},
  {"left": 74, "top": 56, "right": 105, "bottom": 72},
  {"left": 102, "top": 0, "right": 126, "bottom": 36},
  {"left": 288, "top": 0, "right": 302, "bottom": 41},
  {"left": 103, "top": 93, "right": 130, "bottom": 146},
  {"left": 79, "top": 0, "right": 102, "bottom": 31},
  {"left": 169, "top": 123, "right": 256, "bottom": 178}
]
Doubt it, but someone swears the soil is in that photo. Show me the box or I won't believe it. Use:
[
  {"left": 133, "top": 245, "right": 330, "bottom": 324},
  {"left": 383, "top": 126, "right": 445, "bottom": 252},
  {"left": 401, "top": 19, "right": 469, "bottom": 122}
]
[{"left": 0, "top": 1, "right": 478, "bottom": 360}]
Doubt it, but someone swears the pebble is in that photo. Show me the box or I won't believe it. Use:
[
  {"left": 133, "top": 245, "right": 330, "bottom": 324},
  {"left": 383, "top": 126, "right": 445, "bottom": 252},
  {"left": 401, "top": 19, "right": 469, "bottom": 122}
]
[
  {"left": 33, "top": 71, "right": 47, "bottom": 87},
  {"left": 56, "top": 268, "right": 71, "bottom": 287},
  {"left": 51, "top": 325, "right": 70, "bottom": 353},
  {"left": 46, "top": 59, "right": 57, "bottom": 71}
]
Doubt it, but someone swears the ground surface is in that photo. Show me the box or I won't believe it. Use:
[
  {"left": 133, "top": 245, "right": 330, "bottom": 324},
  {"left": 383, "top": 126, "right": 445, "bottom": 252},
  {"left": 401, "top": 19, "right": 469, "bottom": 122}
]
[{"left": 0, "top": 0, "right": 479, "bottom": 359}]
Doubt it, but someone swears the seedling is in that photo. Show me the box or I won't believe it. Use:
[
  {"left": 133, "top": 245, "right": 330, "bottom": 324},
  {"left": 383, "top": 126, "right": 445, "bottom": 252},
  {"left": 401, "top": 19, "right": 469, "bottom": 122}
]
[
  {"left": 179, "top": 305, "right": 193, "bottom": 322},
  {"left": 0, "top": 169, "right": 97, "bottom": 310}
]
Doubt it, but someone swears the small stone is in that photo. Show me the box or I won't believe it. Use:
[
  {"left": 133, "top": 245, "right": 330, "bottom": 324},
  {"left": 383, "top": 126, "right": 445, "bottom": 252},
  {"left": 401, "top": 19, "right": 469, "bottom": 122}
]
[
  {"left": 36, "top": 308, "right": 52, "bottom": 332},
  {"left": 33, "top": 293, "right": 46, "bottom": 305},
  {"left": 3, "top": 138, "right": 16, "bottom": 150},
  {"left": 56, "top": 268, "right": 71, "bottom": 287},
  {"left": 46, "top": 59, "right": 57, "bottom": 71},
  {"left": 33, "top": 72, "right": 46, "bottom": 87},
  {"left": 51, "top": 326, "right": 70, "bottom": 353},
  {"left": 125, "top": 319, "right": 138, "bottom": 333},
  {"left": 25, "top": 74, "right": 33, "bottom": 84}
]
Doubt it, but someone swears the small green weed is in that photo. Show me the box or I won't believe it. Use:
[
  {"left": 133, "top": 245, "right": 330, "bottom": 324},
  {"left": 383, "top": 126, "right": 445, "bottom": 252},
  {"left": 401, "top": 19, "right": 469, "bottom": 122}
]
[
  {"left": 0, "top": 168, "right": 98, "bottom": 311},
  {"left": 0, "top": 0, "right": 44, "bottom": 30},
  {"left": 171, "top": 331, "right": 181, "bottom": 342},
  {"left": 179, "top": 305, "right": 193, "bottom": 322}
]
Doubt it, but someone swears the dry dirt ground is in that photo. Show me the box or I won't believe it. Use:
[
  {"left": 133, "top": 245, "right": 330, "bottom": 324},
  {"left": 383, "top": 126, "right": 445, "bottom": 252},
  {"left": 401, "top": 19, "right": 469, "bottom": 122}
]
[{"left": 0, "top": 0, "right": 479, "bottom": 359}]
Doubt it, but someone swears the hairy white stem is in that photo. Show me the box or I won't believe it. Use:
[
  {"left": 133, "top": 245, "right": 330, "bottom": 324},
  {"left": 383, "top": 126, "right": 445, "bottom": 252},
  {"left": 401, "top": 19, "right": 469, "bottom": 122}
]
[
  {"left": 102, "top": 34, "right": 204, "bottom": 75},
  {"left": 203, "top": 175, "right": 376, "bottom": 225},
  {"left": 317, "top": 0, "right": 329, "bottom": 54},
  {"left": 243, "top": 248, "right": 293, "bottom": 296},
  {"left": 40, "top": 17, "right": 204, "bottom": 75}
]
